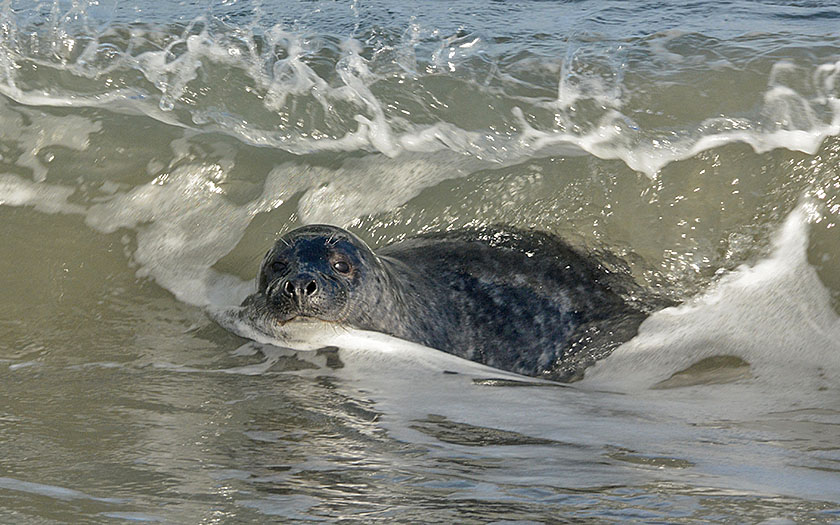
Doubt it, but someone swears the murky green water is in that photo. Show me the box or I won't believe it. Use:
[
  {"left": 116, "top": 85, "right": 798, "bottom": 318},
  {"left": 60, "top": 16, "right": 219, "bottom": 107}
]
[{"left": 0, "top": 0, "right": 839, "bottom": 522}]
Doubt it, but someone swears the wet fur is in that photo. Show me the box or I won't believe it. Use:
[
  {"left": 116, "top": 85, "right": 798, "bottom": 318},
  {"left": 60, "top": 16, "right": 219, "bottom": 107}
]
[{"left": 247, "top": 225, "right": 650, "bottom": 382}]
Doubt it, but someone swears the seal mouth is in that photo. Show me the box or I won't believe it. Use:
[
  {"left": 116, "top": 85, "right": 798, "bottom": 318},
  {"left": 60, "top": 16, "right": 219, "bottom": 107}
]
[
  {"left": 227, "top": 291, "right": 348, "bottom": 350},
  {"left": 278, "top": 314, "right": 324, "bottom": 325}
]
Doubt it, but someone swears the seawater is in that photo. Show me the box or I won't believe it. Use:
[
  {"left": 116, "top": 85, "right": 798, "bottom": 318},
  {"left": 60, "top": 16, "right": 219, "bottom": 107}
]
[{"left": 0, "top": 0, "right": 839, "bottom": 522}]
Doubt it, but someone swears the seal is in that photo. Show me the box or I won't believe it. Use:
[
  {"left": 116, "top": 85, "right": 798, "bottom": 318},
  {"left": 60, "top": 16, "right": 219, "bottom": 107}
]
[{"left": 238, "top": 224, "right": 651, "bottom": 381}]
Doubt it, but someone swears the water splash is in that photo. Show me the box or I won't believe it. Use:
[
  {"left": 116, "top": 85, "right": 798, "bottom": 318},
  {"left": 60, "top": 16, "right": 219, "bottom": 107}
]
[
  {"left": 583, "top": 204, "right": 840, "bottom": 393},
  {"left": 0, "top": 3, "right": 835, "bottom": 178}
]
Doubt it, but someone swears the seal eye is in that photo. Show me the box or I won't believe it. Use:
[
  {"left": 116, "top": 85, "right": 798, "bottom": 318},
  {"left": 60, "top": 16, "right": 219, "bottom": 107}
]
[
  {"left": 332, "top": 260, "right": 351, "bottom": 274},
  {"left": 270, "top": 261, "right": 286, "bottom": 273}
]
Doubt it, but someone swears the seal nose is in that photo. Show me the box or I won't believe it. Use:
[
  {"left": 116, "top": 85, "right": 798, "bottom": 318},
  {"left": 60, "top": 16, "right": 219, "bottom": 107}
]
[{"left": 281, "top": 277, "right": 318, "bottom": 298}]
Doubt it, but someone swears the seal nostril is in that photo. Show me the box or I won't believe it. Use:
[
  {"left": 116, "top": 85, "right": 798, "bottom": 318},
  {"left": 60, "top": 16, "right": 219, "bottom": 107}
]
[
  {"left": 283, "top": 280, "right": 295, "bottom": 297},
  {"left": 305, "top": 280, "right": 317, "bottom": 296}
]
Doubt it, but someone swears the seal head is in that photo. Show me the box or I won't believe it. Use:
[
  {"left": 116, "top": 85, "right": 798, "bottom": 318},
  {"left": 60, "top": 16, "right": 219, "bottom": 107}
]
[{"left": 255, "top": 225, "right": 386, "bottom": 327}]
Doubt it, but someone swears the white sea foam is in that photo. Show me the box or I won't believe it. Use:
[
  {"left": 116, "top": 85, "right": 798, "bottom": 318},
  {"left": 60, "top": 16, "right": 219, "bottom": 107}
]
[
  {"left": 0, "top": 16, "right": 836, "bottom": 179},
  {"left": 3, "top": 154, "right": 838, "bottom": 402},
  {"left": 0, "top": 146, "right": 485, "bottom": 308},
  {"left": 0, "top": 99, "right": 102, "bottom": 182},
  {"left": 0, "top": 173, "right": 82, "bottom": 213},
  {"left": 583, "top": 204, "right": 840, "bottom": 394},
  {"left": 0, "top": 165, "right": 251, "bottom": 306},
  {"left": 84, "top": 163, "right": 271, "bottom": 306},
  {"left": 291, "top": 152, "right": 484, "bottom": 225}
]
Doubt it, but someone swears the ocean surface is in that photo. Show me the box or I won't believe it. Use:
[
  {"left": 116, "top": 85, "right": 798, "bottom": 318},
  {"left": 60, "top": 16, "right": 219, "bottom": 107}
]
[{"left": 1, "top": 0, "right": 839, "bottom": 522}]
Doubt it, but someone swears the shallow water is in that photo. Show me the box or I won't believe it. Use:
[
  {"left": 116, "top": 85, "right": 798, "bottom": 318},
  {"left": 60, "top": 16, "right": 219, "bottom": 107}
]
[{"left": 1, "top": 0, "right": 840, "bottom": 522}]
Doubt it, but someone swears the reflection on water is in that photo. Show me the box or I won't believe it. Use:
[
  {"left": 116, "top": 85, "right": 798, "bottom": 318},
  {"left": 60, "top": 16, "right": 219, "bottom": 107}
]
[{"left": 4, "top": 338, "right": 839, "bottom": 523}]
